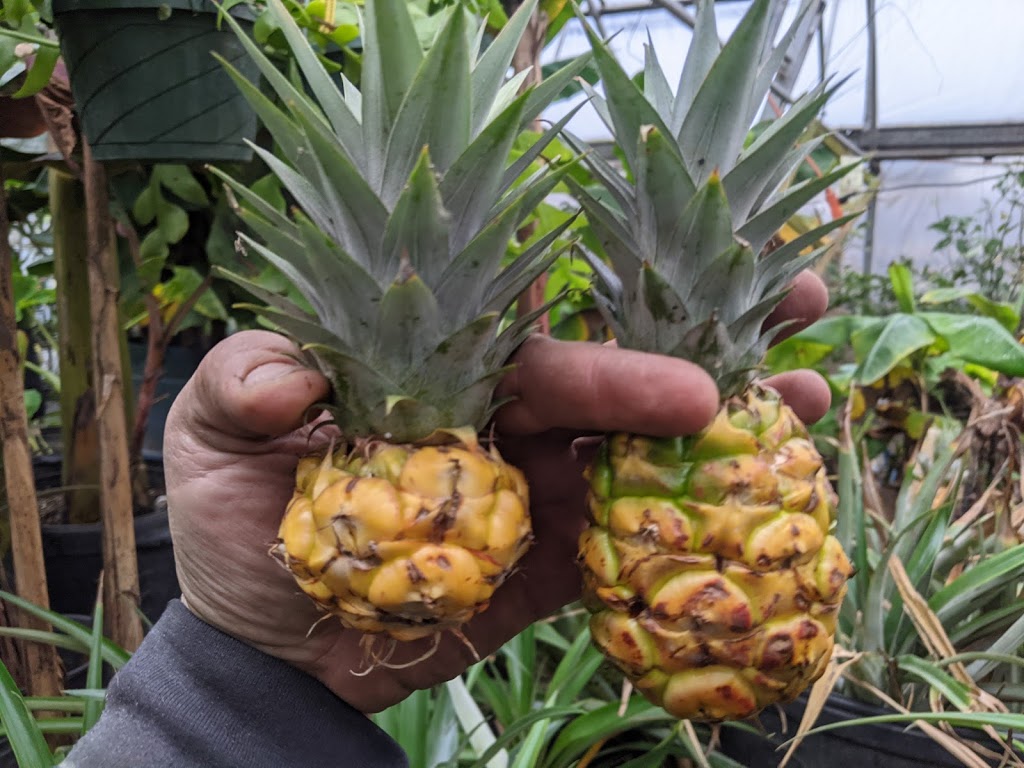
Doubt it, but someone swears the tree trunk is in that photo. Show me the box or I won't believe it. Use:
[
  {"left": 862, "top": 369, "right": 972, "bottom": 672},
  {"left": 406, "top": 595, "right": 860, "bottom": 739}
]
[
  {"left": 0, "top": 164, "right": 63, "bottom": 699},
  {"left": 50, "top": 168, "right": 102, "bottom": 524},
  {"left": 82, "top": 142, "right": 144, "bottom": 652}
]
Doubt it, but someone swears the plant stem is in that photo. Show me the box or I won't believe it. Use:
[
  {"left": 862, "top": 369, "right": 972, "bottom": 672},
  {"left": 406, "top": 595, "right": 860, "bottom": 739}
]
[
  {"left": 0, "top": 164, "right": 63, "bottom": 699},
  {"left": 82, "top": 141, "right": 143, "bottom": 653},
  {"left": 0, "top": 28, "right": 60, "bottom": 48}
]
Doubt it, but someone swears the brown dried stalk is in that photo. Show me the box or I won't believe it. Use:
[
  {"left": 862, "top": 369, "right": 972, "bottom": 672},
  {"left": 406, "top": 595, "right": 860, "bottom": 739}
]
[
  {"left": 0, "top": 164, "right": 63, "bottom": 698},
  {"left": 82, "top": 141, "right": 144, "bottom": 652}
]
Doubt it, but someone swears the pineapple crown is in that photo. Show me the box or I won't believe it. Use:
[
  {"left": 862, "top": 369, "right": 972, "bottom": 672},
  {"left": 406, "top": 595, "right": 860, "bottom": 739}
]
[
  {"left": 212, "top": 0, "right": 591, "bottom": 443},
  {"left": 572, "top": 0, "right": 859, "bottom": 397}
]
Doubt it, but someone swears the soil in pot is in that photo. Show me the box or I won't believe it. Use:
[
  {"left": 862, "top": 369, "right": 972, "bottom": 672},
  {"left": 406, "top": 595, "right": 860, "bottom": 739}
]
[{"left": 719, "top": 691, "right": 1018, "bottom": 768}]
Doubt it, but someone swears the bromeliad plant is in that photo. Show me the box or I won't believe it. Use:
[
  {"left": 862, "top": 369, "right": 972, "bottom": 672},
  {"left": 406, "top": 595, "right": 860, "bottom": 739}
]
[
  {"left": 213, "top": 0, "right": 591, "bottom": 646},
  {"left": 779, "top": 404, "right": 1024, "bottom": 766},
  {"left": 570, "top": 0, "right": 857, "bottom": 723},
  {"left": 0, "top": 590, "right": 131, "bottom": 767},
  {"left": 374, "top": 607, "right": 746, "bottom": 768}
]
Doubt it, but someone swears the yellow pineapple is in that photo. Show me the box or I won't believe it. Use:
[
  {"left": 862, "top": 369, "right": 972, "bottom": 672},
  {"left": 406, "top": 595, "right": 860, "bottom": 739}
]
[
  {"left": 571, "top": 0, "right": 857, "bottom": 721},
  {"left": 215, "top": 0, "right": 588, "bottom": 643}
]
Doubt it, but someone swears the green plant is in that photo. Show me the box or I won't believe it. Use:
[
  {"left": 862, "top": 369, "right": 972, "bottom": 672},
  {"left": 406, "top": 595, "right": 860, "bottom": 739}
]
[
  {"left": 766, "top": 262, "right": 1024, "bottom": 478},
  {"left": 374, "top": 607, "right": 745, "bottom": 768},
  {"left": 777, "top": 409, "right": 1024, "bottom": 765},
  {"left": 0, "top": 589, "right": 131, "bottom": 765}
]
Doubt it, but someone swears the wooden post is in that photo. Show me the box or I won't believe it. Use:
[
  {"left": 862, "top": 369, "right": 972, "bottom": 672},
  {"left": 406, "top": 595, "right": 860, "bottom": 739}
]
[
  {"left": 0, "top": 165, "right": 63, "bottom": 698},
  {"left": 50, "top": 168, "right": 101, "bottom": 524},
  {"left": 82, "top": 141, "right": 144, "bottom": 652}
]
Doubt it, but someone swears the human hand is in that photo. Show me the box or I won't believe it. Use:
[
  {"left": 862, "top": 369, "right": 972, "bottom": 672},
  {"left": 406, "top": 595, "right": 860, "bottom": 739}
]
[{"left": 163, "top": 271, "right": 830, "bottom": 713}]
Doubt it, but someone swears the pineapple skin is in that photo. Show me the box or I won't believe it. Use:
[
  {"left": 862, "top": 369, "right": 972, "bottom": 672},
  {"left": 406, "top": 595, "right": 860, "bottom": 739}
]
[
  {"left": 578, "top": 386, "right": 853, "bottom": 722},
  {"left": 276, "top": 439, "right": 532, "bottom": 641}
]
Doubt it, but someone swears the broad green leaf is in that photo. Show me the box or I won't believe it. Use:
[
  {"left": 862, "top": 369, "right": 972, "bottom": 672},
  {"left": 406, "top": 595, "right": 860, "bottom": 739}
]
[
  {"left": 921, "top": 288, "right": 1020, "bottom": 333},
  {"left": 11, "top": 43, "right": 57, "bottom": 98},
  {"left": 921, "top": 313, "right": 1024, "bottom": 376},
  {"left": 132, "top": 184, "right": 157, "bottom": 225},
  {"left": 1, "top": 0, "right": 32, "bottom": 26},
  {"left": 23, "top": 388, "right": 41, "bottom": 419},
  {"left": 888, "top": 261, "right": 915, "bottom": 313},
  {"left": 790, "top": 314, "right": 883, "bottom": 348},
  {"left": 854, "top": 314, "right": 935, "bottom": 384},
  {"left": 155, "top": 197, "right": 189, "bottom": 244},
  {"left": 138, "top": 235, "right": 169, "bottom": 283},
  {"left": 249, "top": 174, "right": 287, "bottom": 213},
  {"left": 153, "top": 165, "right": 209, "bottom": 206}
]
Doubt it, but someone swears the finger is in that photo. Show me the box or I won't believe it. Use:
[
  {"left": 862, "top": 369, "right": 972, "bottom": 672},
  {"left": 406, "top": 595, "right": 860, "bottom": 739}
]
[
  {"left": 495, "top": 336, "right": 719, "bottom": 437},
  {"left": 762, "top": 370, "right": 831, "bottom": 425},
  {"left": 170, "top": 330, "right": 330, "bottom": 443},
  {"left": 763, "top": 270, "right": 829, "bottom": 344}
]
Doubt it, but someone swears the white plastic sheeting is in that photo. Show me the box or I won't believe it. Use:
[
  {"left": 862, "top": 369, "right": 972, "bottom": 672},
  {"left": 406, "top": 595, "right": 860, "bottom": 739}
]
[{"left": 541, "top": 0, "right": 1024, "bottom": 271}]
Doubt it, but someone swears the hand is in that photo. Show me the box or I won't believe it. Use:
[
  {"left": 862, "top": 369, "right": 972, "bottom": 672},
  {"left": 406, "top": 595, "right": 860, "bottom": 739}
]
[{"left": 163, "top": 272, "right": 830, "bottom": 713}]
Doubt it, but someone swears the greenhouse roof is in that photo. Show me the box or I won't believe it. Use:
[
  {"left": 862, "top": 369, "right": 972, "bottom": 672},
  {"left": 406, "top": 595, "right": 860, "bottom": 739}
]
[{"left": 542, "top": 0, "right": 1024, "bottom": 272}]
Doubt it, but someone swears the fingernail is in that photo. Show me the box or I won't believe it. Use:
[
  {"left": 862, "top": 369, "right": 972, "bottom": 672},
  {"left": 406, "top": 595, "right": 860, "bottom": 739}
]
[{"left": 243, "top": 361, "right": 299, "bottom": 387}]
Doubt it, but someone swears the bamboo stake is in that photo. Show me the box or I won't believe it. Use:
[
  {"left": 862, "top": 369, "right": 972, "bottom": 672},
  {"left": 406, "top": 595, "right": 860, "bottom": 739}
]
[
  {"left": 50, "top": 168, "right": 101, "bottom": 524},
  {"left": 82, "top": 141, "right": 144, "bottom": 652},
  {"left": 0, "top": 164, "right": 63, "bottom": 698}
]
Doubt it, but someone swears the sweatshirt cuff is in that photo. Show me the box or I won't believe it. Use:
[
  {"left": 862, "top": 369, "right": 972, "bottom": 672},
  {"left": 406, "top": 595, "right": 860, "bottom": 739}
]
[{"left": 66, "top": 599, "right": 408, "bottom": 768}]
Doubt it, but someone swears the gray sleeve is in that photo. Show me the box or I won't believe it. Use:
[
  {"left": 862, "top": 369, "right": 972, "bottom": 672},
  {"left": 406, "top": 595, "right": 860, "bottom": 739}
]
[{"left": 64, "top": 600, "right": 409, "bottom": 768}]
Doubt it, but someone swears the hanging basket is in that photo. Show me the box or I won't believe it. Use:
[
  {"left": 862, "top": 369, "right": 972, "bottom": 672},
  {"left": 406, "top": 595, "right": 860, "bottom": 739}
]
[{"left": 52, "top": 0, "right": 259, "bottom": 163}]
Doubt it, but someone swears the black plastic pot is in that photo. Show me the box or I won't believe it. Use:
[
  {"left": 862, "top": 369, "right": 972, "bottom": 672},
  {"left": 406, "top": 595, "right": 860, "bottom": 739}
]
[
  {"left": 719, "top": 692, "right": 1014, "bottom": 767},
  {"left": 51, "top": 0, "right": 259, "bottom": 162},
  {"left": 9, "top": 454, "right": 181, "bottom": 624},
  {"left": 40, "top": 505, "right": 180, "bottom": 623}
]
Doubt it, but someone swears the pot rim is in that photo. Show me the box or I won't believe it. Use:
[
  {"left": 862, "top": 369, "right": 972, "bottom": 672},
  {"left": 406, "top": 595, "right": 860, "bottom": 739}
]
[{"left": 52, "top": 0, "right": 255, "bottom": 19}]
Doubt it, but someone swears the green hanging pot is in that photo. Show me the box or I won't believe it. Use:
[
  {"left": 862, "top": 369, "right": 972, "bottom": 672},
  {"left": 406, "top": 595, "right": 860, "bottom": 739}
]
[{"left": 51, "top": 0, "right": 259, "bottom": 163}]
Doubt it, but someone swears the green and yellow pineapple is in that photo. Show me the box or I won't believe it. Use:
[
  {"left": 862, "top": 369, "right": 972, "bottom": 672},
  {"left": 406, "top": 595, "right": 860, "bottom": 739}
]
[
  {"left": 214, "top": 0, "right": 588, "bottom": 643},
  {"left": 572, "top": 0, "right": 857, "bottom": 721}
]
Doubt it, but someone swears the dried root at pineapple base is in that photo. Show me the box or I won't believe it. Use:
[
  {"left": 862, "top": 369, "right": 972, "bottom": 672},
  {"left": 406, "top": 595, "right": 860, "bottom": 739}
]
[
  {"left": 274, "top": 434, "right": 532, "bottom": 660},
  {"left": 579, "top": 386, "right": 854, "bottom": 722}
]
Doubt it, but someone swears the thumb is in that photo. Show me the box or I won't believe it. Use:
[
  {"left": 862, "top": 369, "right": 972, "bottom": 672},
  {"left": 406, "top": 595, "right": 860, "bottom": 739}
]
[{"left": 168, "top": 330, "right": 331, "bottom": 448}]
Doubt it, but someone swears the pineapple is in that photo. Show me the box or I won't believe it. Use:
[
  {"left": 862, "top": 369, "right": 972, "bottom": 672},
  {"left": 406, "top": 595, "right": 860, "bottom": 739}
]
[
  {"left": 571, "top": 0, "right": 857, "bottom": 721},
  {"left": 212, "top": 0, "right": 589, "bottom": 644}
]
